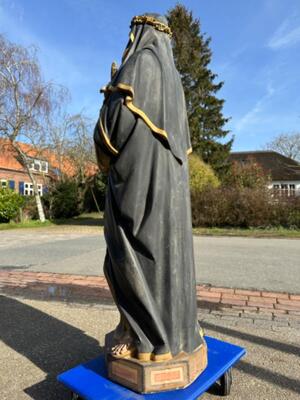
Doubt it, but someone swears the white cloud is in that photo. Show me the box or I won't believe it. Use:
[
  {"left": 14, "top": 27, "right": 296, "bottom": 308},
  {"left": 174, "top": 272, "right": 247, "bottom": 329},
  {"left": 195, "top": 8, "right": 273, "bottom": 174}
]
[
  {"left": 234, "top": 83, "right": 275, "bottom": 133},
  {"left": 268, "top": 17, "right": 300, "bottom": 49},
  {"left": 234, "top": 101, "right": 263, "bottom": 134}
]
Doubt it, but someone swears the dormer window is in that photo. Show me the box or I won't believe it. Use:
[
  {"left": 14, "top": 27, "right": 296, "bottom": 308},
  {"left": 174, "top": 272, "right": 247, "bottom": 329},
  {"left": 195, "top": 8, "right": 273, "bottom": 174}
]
[{"left": 29, "top": 159, "right": 48, "bottom": 173}]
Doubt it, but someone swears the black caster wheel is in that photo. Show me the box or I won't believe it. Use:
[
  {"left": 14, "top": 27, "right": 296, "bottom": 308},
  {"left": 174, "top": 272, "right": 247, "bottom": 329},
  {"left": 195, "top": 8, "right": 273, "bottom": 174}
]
[
  {"left": 71, "top": 392, "right": 83, "bottom": 400},
  {"left": 219, "top": 368, "right": 232, "bottom": 396}
]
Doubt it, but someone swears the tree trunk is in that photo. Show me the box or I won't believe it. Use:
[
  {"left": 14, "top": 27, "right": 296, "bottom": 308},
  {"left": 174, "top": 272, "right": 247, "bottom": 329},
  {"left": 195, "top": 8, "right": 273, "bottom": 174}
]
[
  {"left": 90, "top": 186, "right": 101, "bottom": 215},
  {"left": 12, "top": 142, "right": 46, "bottom": 222},
  {"left": 34, "top": 191, "right": 46, "bottom": 222},
  {"left": 25, "top": 163, "right": 46, "bottom": 222}
]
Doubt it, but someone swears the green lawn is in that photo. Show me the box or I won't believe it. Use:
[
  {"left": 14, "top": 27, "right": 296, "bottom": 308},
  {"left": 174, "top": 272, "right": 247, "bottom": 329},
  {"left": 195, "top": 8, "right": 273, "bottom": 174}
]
[
  {"left": 193, "top": 226, "right": 300, "bottom": 238},
  {"left": 0, "top": 212, "right": 103, "bottom": 230},
  {"left": 0, "top": 214, "right": 299, "bottom": 238},
  {"left": 0, "top": 219, "right": 54, "bottom": 230}
]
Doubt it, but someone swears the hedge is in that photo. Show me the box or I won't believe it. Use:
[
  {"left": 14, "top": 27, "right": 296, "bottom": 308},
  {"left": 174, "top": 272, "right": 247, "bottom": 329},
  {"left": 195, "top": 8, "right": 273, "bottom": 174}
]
[
  {"left": 0, "top": 188, "right": 25, "bottom": 223},
  {"left": 191, "top": 186, "right": 300, "bottom": 228}
]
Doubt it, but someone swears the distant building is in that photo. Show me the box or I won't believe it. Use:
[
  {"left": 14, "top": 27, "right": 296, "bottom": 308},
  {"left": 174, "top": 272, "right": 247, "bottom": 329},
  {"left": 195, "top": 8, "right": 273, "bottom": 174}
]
[
  {"left": 229, "top": 151, "right": 300, "bottom": 197},
  {"left": 0, "top": 139, "right": 97, "bottom": 196}
]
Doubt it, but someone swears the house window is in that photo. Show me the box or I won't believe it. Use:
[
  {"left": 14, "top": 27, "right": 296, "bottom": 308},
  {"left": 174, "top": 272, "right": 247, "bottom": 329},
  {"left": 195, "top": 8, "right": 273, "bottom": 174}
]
[
  {"left": 1, "top": 179, "right": 7, "bottom": 189},
  {"left": 281, "top": 184, "right": 288, "bottom": 197},
  {"left": 275, "top": 183, "right": 296, "bottom": 197},
  {"left": 33, "top": 161, "right": 40, "bottom": 171},
  {"left": 289, "top": 184, "right": 295, "bottom": 196},
  {"left": 24, "top": 182, "right": 43, "bottom": 196},
  {"left": 29, "top": 159, "right": 48, "bottom": 174},
  {"left": 272, "top": 184, "right": 280, "bottom": 197},
  {"left": 41, "top": 161, "right": 48, "bottom": 172}
]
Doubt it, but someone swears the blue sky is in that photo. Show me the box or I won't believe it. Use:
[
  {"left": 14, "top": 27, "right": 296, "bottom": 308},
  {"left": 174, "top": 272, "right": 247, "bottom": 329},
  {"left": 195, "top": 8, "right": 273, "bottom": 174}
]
[{"left": 1, "top": 0, "right": 300, "bottom": 151}]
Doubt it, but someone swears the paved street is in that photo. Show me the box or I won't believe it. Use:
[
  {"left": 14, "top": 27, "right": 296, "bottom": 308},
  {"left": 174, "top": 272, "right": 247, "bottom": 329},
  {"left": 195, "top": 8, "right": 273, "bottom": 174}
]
[
  {"left": 0, "top": 295, "right": 299, "bottom": 400},
  {"left": 0, "top": 228, "right": 299, "bottom": 293}
]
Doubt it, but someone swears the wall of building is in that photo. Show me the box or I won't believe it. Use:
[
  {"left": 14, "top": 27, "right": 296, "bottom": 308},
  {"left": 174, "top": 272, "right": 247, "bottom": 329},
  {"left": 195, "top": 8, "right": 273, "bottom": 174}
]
[{"left": 0, "top": 169, "right": 48, "bottom": 195}]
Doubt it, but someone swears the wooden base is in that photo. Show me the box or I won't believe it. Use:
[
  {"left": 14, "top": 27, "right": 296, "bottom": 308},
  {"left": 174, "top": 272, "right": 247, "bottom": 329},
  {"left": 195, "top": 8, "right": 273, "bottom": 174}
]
[
  {"left": 106, "top": 341, "right": 208, "bottom": 393},
  {"left": 58, "top": 336, "right": 246, "bottom": 399}
]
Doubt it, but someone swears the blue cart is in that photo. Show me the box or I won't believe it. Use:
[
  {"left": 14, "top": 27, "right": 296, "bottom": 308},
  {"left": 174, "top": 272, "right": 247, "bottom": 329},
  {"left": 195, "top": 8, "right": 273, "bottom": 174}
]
[{"left": 58, "top": 336, "right": 246, "bottom": 399}]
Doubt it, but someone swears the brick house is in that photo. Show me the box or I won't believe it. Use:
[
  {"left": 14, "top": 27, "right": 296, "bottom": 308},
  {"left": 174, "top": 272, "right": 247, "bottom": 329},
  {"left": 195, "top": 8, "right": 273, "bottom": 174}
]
[
  {"left": 229, "top": 151, "right": 300, "bottom": 197},
  {"left": 0, "top": 139, "right": 97, "bottom": 196}
]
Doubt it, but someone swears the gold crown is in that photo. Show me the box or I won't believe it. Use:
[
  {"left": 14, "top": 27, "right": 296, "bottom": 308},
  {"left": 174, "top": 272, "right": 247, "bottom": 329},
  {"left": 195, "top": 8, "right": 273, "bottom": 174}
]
[{"left": 131, "top": 15, "right": 172, "bottom": 37}]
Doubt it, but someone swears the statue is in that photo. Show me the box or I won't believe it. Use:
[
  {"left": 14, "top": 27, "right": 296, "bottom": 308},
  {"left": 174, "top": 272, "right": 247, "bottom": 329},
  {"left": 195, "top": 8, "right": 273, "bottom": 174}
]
[{"left": 94, "top": 13, "right": 207, "bottom": 393}]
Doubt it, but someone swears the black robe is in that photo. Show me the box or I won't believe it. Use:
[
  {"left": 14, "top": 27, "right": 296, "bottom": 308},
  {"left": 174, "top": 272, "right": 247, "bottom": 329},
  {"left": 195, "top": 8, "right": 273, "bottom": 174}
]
[{"left": 94, "top": 14, "right": 202, "bottom": 357}]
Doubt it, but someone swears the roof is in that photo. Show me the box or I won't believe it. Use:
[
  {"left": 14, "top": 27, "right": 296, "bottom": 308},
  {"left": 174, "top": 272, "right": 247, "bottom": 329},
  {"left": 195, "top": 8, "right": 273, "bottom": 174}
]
[
  {"left": 0, "top": 139, "right": 98, "bottom": 178},
  {"left": 229, "top": 151, "right": 300, "bottom": 181}
]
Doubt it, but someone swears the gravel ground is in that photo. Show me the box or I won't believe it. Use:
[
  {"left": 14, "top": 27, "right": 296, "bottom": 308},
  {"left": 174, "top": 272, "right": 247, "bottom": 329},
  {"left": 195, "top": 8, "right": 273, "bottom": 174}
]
[{"left": 0, "top": 295, "right": 299, "bottom": 400}]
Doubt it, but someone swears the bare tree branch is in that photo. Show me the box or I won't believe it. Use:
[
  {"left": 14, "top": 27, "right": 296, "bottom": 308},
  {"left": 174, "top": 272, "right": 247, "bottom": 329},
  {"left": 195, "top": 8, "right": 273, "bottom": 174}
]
[
  {"left": 0, "top": 33, "right": 68, "bottom": 222},
  {"left": 263, "top": 132, "right": 300, "bottom": 162}
]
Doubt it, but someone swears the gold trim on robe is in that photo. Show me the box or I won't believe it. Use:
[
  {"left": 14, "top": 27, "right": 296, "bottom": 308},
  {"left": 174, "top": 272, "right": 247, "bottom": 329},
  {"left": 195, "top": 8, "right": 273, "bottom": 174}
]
[
  {"left": 124, "top": 96, "right": 168, "bottom": 141},
  {"left": 101, "top": 83, "right": 192, "bottom": 156},
  {"left": 98, "top": 117, "right": 119, "bottom": 156},
  {"left": 103, "top": 84, "right": 169, "bottom": 142}
]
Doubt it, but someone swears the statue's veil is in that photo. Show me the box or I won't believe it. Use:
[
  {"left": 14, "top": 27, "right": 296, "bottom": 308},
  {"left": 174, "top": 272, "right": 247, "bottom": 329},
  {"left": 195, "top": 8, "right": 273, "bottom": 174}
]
[{"left": 106, "top": 13, "right": 192, "bottom": 162}]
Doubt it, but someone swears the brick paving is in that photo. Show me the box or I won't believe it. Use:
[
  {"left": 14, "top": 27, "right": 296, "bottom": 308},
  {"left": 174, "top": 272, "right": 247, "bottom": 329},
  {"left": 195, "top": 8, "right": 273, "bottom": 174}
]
[{"left": 0, "top": 270, "right": 299, "bottom": 329}]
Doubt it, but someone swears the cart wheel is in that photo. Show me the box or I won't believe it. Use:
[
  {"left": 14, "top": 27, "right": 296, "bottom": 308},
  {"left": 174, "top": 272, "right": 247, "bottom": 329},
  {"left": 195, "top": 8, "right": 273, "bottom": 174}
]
[
  {"left": 71, "top": 392, "right": 83, "bottom": 400},
  {"left": 219, "top": 368, "right": 232, "bottom": 396}
]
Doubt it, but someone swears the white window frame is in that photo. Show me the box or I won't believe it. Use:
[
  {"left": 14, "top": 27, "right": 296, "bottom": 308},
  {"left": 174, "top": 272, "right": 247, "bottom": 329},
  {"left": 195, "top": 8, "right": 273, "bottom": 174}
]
[
  {"left": 24, "top": 182, "right": 43, "bottom": 196},
  {"left": 273, "top": 183, "right": 297, "bottom": 197},
  {"left": 29, "top": 159, "right": 48, "bottom": 174},
  {"left": 289, "top": 184, "right": 295, "bottom": 196},
  {"left": 1, "top": 179, "right": 7, "bottom": 189}
]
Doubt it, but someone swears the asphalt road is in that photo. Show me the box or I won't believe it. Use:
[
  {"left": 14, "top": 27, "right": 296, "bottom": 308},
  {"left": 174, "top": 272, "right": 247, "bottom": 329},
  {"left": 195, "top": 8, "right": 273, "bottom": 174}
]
[
  {"left": 0, "top": 295, "right": 299, "bottom": 400},
  {"left": 0, "top": 228, "right": 299, "bottom": 293}
]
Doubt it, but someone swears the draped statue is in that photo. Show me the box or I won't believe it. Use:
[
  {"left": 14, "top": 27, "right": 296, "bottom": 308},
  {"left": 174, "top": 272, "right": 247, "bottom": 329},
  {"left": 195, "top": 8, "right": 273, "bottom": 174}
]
[{"left": 94, "top": 13, "right": 207, "bottom": 392}]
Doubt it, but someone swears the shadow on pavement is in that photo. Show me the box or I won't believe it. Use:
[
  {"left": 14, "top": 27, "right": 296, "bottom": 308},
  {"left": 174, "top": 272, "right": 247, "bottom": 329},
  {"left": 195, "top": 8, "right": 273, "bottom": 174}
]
[
  {"left": 203, "top": 321, "right": 300, "bottom": 395},
  {"left": 1, "top": 295, "right": 299, "bottom": 398},
  {"left": 237, "top": 360, "right": 300, "bottom": 395},
  {"left": 202, "top": 321, "right": 300, "bottom": 357},
  {"left": 0, "top": 295, "right": 103, "bottom": 399}
]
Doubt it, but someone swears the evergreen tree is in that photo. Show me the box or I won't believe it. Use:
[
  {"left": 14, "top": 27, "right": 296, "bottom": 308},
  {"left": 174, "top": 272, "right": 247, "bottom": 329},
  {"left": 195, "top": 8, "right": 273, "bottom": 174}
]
[{"left": 167, "top": 4, "right": 233, "bottom": 176}]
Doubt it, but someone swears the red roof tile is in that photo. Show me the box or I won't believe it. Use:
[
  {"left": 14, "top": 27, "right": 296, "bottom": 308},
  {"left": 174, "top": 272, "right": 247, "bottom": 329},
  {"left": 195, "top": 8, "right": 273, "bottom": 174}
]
[{"left": 0, "top": 139, "right": 98, "bottom": 177}]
